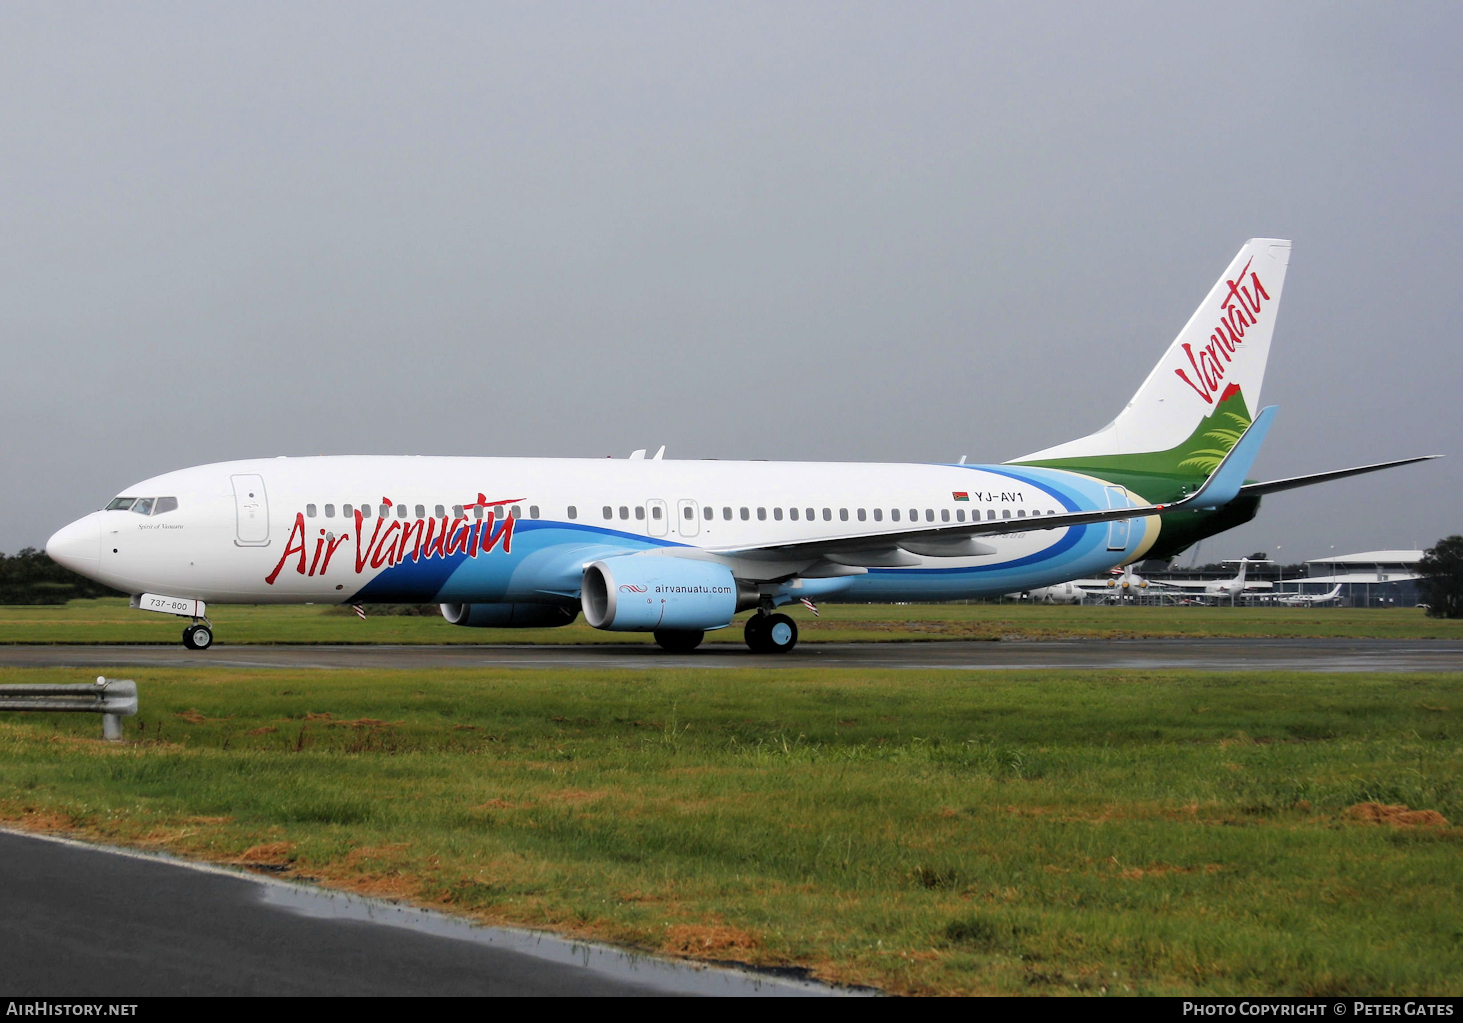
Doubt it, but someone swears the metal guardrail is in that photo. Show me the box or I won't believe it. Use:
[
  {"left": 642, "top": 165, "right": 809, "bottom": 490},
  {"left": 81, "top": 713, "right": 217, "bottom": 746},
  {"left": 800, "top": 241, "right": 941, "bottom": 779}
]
[{"left": 0, "top": 677, "right": 138, "bottom": 741}]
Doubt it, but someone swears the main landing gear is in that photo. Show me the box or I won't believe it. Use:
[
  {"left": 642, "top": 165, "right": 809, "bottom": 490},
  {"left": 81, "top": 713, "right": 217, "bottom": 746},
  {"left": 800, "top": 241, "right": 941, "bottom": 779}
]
[
  {"left": 744, "top": 612, "right": 798, "bottom": 654},
  {"left": 182, "top": 621, "right": 214, "bottom": 650},
  {"left": 654, "top": 629, "right": 704, "bottom": 653}
]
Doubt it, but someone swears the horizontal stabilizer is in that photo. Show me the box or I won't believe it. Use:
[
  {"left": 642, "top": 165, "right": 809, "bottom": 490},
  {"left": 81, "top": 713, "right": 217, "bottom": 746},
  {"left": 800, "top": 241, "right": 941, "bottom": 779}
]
[{"left": 1240, "top": 455, "right": 1440, "bottom": 498}]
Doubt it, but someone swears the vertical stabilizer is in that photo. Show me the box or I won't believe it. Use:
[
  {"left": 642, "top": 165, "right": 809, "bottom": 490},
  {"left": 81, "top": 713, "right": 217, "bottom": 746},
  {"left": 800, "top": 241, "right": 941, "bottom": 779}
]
[{"left": 1013, "top": 239, "right": 1291, "bottom": 499}]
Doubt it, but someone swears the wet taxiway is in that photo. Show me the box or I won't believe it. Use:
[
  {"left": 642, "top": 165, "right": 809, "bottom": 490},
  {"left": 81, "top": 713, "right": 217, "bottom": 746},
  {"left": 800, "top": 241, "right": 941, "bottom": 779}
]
[{"left": 1, "top": 638, "right": 1461, "bottom": 672}]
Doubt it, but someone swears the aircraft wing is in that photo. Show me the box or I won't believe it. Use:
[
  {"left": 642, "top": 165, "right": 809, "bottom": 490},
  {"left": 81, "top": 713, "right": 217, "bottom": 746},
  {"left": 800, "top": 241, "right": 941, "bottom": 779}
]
[{"left": 1239, "top": 455, "right": 1438, "bottom": 498}]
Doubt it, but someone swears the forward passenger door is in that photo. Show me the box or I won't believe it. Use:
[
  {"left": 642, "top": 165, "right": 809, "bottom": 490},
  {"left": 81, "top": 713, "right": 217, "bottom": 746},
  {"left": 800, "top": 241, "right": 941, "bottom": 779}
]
[{"left": 231, "top": 474, "right": 271, "bottom": 547}]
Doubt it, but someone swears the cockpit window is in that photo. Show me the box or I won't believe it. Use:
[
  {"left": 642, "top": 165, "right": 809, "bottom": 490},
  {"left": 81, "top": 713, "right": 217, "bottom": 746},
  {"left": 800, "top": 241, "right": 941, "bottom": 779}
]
[
  {"left": 131, "top": 497, "right": 155, "bottom": 515},
  {"left": 153, "top": 497, "right": 178, "bottom": 515},
  {"left": 106, "top": 497, "right": 136, "bottom": 511}
]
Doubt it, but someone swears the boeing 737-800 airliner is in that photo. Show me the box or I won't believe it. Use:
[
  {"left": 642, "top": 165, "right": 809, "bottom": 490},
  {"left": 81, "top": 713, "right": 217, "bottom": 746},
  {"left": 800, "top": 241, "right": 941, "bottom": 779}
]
[{"left": 45, "top": 239, "right": 1433, "bottom": 652}]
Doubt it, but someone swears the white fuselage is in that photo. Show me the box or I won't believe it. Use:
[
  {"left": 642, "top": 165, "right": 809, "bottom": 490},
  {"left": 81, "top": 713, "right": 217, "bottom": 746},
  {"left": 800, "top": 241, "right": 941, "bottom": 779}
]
[{"left": 47, "top": 455, "right": 1158, "bottom": 609}]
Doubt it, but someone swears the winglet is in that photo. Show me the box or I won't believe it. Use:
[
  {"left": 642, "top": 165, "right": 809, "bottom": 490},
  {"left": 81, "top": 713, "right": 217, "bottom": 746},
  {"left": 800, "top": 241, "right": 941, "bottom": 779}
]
[{"left": 1183, "top": 405, "right": 1277, "bottom": 509}]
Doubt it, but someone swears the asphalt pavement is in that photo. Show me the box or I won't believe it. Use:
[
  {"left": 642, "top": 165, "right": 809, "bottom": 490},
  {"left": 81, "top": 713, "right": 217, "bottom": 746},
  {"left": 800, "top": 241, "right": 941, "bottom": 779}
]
[
  {"left": 0, "top": 829, "right": 842, "bottom": 997},
  {"left": 0, "top": 638, "right": 1460, "bottom": 672}
]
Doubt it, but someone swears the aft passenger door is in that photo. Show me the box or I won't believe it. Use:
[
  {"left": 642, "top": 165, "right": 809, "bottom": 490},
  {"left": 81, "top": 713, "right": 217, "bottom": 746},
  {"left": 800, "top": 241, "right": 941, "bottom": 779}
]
[
  {"left": 646, "top": 499, "right": 669, "bottom": 538},
  {"left": 1105, "top": 486, "right": 1130, "bottom": 551},
  {"left": 676, "top": 499, "right": 699, "bottom": 538},
  {"left": 231, "top": 474, "right": 271, "bottom": 546}
]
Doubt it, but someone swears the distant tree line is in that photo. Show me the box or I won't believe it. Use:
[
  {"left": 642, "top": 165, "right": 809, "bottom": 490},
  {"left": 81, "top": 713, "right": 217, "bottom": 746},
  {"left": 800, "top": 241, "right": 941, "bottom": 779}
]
[
  {"left": 0, "top": 548, "right": 124, "bottom": 604},
  {"left": 1418, "top": 536, "right": 1463, "bottom": 619}
]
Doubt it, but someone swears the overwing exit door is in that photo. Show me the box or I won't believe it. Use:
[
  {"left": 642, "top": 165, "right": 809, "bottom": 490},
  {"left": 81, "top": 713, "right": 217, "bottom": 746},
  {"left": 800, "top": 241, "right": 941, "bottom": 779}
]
[
  {"left": 677, "top": 499, "right": 700, "bottom": 537},
  {"left": 646, "top": 499, "right": 669, "bottom": 538}
]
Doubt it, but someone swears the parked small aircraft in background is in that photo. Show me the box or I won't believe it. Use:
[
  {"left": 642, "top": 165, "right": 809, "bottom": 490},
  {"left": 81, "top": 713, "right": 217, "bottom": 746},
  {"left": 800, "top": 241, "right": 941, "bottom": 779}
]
[
  {"left": 1097, "top": 564, "right": 1158, "bottom": 599},
  {"left": 1158, "top": 558, "right": 1268, "bottom": 604},
  {"left": 1275, "top": 584, "right": 1344, "bottom": 607},
  {"left": 1017, "top": 581, "right": 1087, "bottom": 604}
]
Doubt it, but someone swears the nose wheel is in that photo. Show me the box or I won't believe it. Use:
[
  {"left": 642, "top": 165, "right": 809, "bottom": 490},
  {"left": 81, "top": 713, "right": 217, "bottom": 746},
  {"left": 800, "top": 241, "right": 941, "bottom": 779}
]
[
  {"left": 182, "top": 623, "right": 214, "bottom": 650},
  {"left": 744, "top": 612, "right": 797, "bottom": 653}
]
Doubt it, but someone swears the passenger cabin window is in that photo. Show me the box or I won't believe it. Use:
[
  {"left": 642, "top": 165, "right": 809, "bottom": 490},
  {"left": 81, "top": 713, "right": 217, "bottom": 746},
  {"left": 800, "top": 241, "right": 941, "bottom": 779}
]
[
  {"left": 635, "top": 506, "right": 645, "bottom": 520},
  {"left": 685, "top": 506, "right": 695, "bottom": 520},
  {"left": 379, "top": 504, "right": 390, "bottom": 518},
  {"left": 306, "top": 504, "right": 317, "bottom": 518},
  {"left": 857, "top": 509, "right": 866, "bottom": 521},
  {"left": 773, "top": 508, "right": 782, "bottom": 521},
  {"left": 435, "top": 505, "right": 445, "bottom": 518},
  {"left": 324, "top": 504, "right": 336, "bottom": 518},
  {"left": 361, "top": 504, "right": 372, "bottom": 518},
  {"left": 619, "top": 506, "right": 629, "bottom": 520},
  {"left": 106, "top": 497, "right": 136, "bottom": 511},
  {"left": 530, "top": 506, "right": 540, "bottom": 519},
  {"left": 154, "top": 497, "right": 178, "bottom": 515},
  {"left": 603, "top": 506, "right": 613, "bottom": 520},
  {"left": 452, "top": 505, "right": 463, "bottom": 518},
  {"left": 805, "top": 508, "right": 814, "bottom": 521},
  {"left": 873, "top": 508, "right": 882, "bottom": 521},
  {"left": 567, "top": 506, "right": 577, "bottom": 520},
  {"left": 789, "top": 508, "right": 799, "bottom": 521},
  {"left": 740, "top": 507, "right": 749, "bottom": 520},
  {"left": 891, "top": 509, "right": 900, "bottom": 522},
  {"left": 343, "top": 504, "right": 354, "bottom": 517},
  {"left": 131, "top": 498, "right": 154, "bottom": 516},
  {"left": 703, "top": 506, "right": 713, "bottom": 520},
  {"left": 956, "top": 509, "right": 965, "bottom": 522},
  {"left": 723, "top": 507, "right": 732, "bottom": 520},
  {"left": 511, "top": 505, "right": 521, "bottom": 518},
  {"left": 397, "top": 504, "right": 407, "bottom": 518},
  {"left": 987, "top": 509, "right": 996, "bottom": 520},
  {"left": 925, "top": 509, "right": 934, "bottom": 522},
  {"left": 757, "top": 508, "right": 766, "bottom": 521},
  {"left": 473, "top": 505, "right": 483, "bottom": 519},
  {"left": 1002, "top": 509, "right": 1011, "bottom": 519},
  {"left": 414, "top": 504, "right": 425, "bottom": 518},
  {"left": 908, "top": 508, "right": 918, "bottom": 521},
  {"left": 941, "top": 509, "right": 950, "bottom": 522},
  {"left": 1017, "top": 509, "right": 1026, "bottom": 518}
]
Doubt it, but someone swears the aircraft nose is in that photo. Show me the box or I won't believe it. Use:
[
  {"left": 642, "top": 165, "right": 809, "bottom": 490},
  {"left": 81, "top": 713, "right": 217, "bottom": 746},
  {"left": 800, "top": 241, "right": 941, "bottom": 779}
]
[{"left": 46, "top": 514, "right": 101, "bottom": 574}]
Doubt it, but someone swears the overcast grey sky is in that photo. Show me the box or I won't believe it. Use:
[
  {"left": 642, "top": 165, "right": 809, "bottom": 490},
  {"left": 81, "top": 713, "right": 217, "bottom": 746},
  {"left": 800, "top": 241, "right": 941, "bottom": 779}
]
[{"left": 2, "top": 2, "right": 1459, "bottom": 563}]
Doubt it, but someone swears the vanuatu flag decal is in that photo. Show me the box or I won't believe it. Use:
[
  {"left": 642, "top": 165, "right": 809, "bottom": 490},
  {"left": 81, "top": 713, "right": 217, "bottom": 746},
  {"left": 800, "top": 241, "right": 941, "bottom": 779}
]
[{"left": 952, "top": 491, "right": 969, "bottom": 501}]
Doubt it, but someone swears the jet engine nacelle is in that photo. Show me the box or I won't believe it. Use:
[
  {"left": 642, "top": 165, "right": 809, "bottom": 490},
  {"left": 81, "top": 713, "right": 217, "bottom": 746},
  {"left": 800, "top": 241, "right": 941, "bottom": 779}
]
[
  {"left": 440, "top": 603, "right": 579, "bottom": 628},
  {"left": 581, "top": 556, "right": 737, "bottom": 631}
]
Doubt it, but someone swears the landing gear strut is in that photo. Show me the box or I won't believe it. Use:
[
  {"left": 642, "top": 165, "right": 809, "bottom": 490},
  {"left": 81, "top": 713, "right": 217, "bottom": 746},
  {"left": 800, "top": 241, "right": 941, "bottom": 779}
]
[
  {"left": 744, "top": 612, "right": 797, "bottom": 654},
  {"left": 182, "top": 622, "right": 214, "bottom": 650}
]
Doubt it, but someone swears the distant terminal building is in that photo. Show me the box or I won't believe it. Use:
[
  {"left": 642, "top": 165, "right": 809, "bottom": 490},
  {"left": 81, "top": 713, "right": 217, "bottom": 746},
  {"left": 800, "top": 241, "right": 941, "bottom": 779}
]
[{"left": 1284, "top": 550, "right": 1424, "bottom": 607}]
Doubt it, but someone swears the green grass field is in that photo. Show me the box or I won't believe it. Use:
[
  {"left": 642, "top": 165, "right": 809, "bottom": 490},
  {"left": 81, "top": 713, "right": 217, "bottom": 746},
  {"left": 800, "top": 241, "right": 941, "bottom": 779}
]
[
  {"left": 2, "top": 598, "right": 1459, "bottom": 645},
  {"left": 2, "top": 664, "right": 1460, "bottom": 995}
]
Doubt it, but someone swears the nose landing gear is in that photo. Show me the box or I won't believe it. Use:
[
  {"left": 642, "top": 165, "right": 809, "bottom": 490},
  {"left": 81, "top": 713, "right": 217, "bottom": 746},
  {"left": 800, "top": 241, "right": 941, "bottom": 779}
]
[
  {"left": 744, "top": 612, "right": 797, "bottom": 653},
  {"left": 182, "top": 622, "right": 214, "bottom": 650}
]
